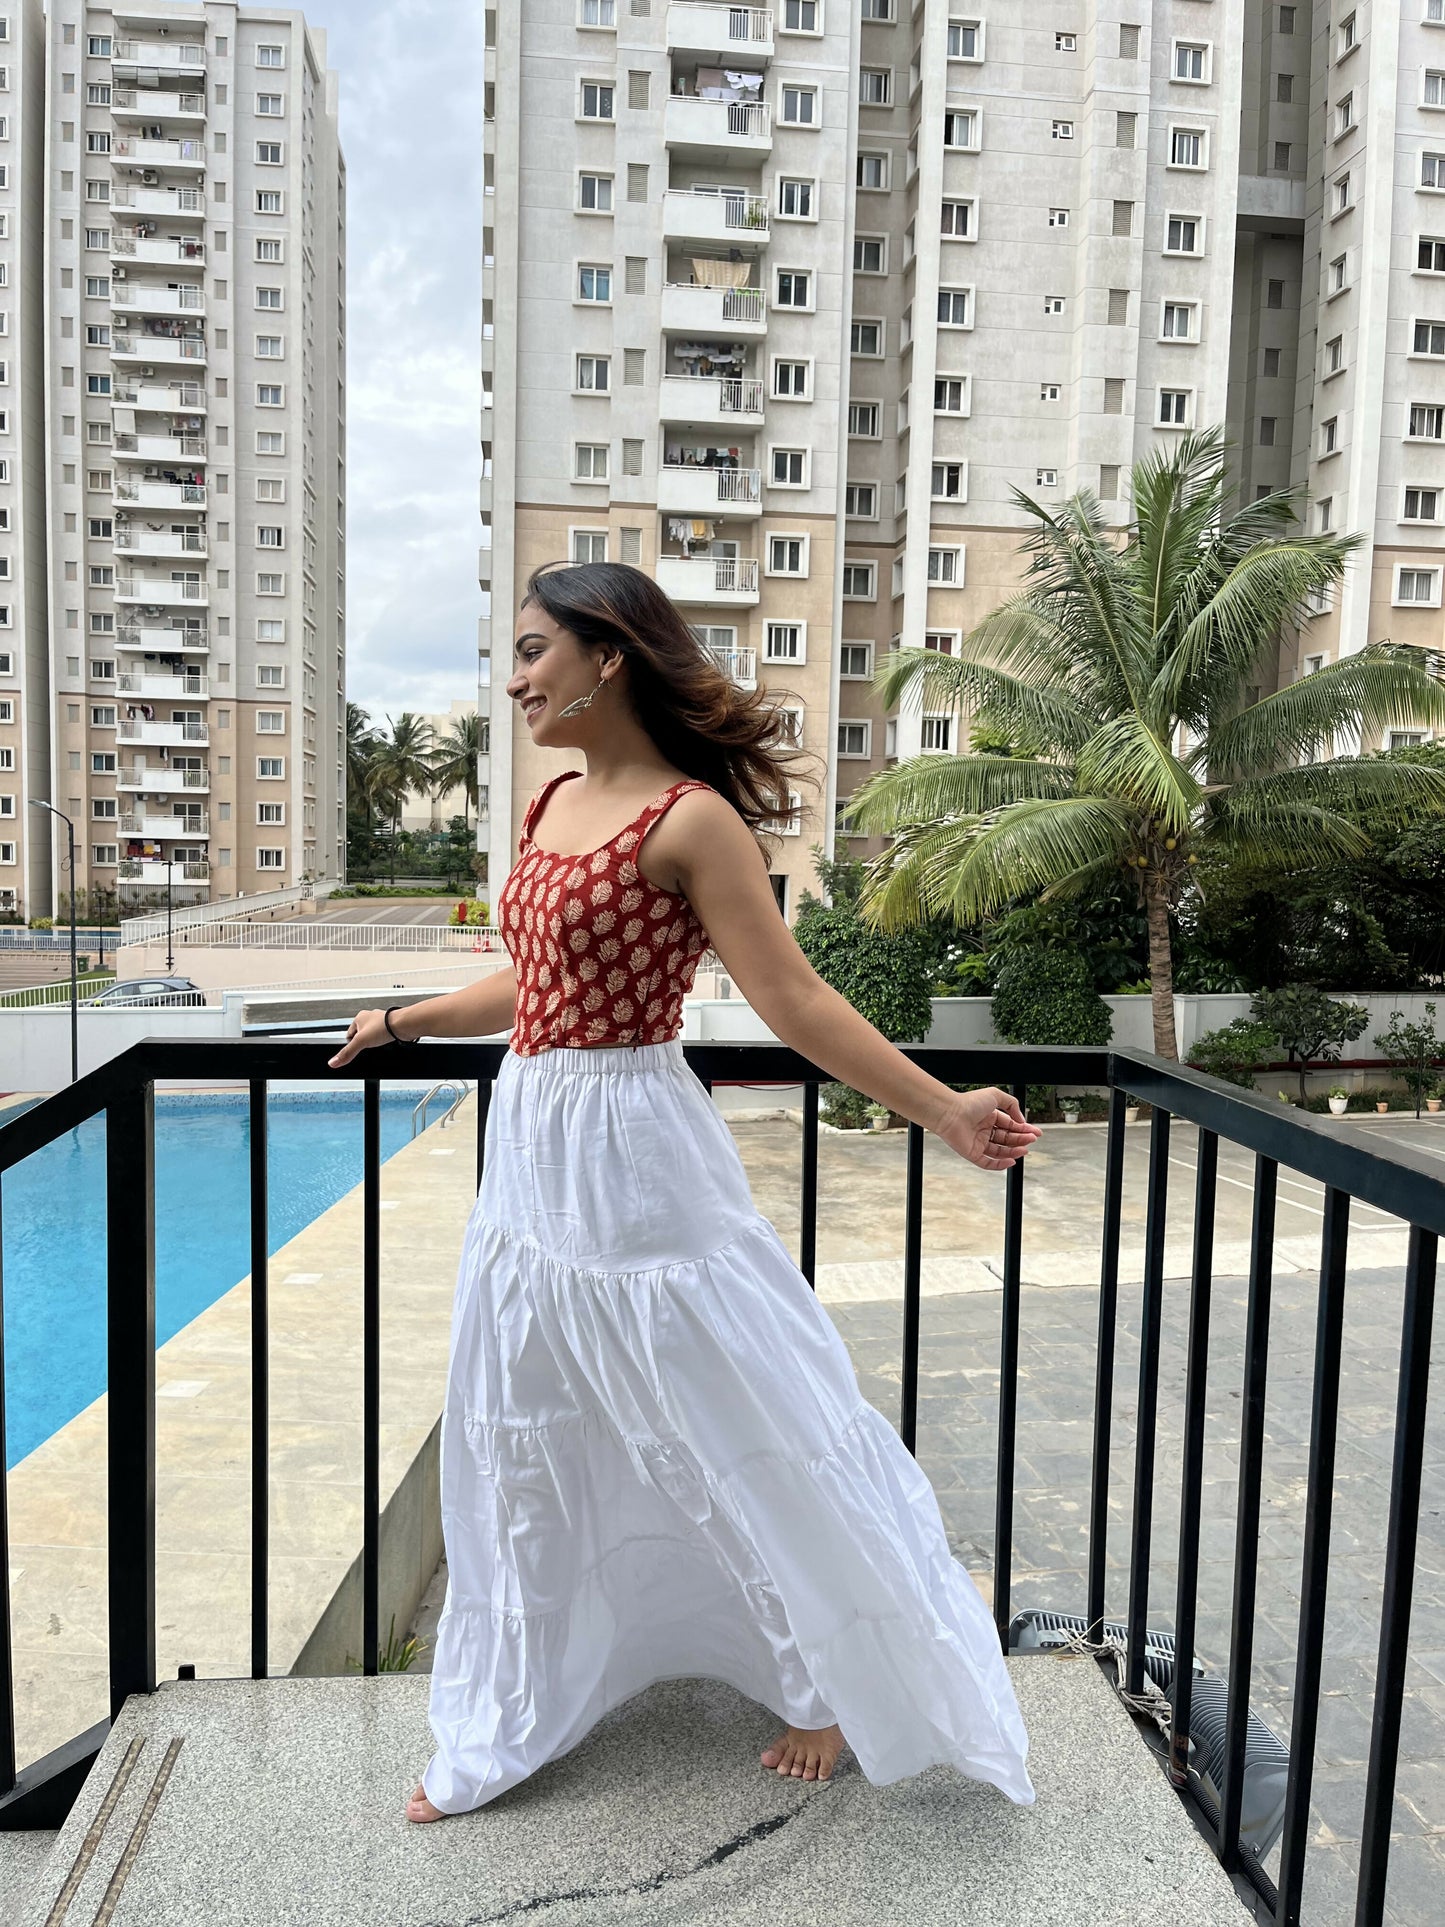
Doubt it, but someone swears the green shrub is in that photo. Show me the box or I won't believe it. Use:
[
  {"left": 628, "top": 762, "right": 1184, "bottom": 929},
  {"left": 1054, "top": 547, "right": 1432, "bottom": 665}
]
[
  {"left": 1373, "top": 1002, "right": 1443, "bottom": 1115},
  {"left": 1186, "top": 1017, "right": 1277, "bottom": 1087},
  {"left": 991, "top": 948, "right": 1113, "bottom": 1047},
  {"left": 820, "top": 1082, "right": 873, "bottom": 1130},
  {"left": 1251, "top": 984, "right": 1369, "bottom": 1103}
]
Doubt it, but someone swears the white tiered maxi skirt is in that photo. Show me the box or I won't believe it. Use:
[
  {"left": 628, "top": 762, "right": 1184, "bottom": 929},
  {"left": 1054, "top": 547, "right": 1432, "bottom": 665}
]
[{"left": 421, "top": 1039, "right": 1036, "bottom": 1814}]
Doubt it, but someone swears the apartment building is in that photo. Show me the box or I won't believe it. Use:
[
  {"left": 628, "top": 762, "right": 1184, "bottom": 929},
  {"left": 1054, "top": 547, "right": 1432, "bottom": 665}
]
[
  {"left": 479, "top": 1, "right": 1445, "bottom": 919},
  {"left": 0, "top": 0, "right": 346, "bottom": 920}
]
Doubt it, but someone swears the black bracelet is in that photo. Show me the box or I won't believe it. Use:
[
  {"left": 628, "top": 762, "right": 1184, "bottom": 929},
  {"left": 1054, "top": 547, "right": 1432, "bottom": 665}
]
[{"left": 383, "top": 1005, "right": 417, "bottom": 1044}]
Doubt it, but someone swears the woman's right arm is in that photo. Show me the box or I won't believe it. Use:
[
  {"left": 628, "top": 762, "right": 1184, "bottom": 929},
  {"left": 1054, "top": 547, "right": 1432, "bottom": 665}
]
[{"left": 327, "top": 964, "right": 518, "bottom": 1069}]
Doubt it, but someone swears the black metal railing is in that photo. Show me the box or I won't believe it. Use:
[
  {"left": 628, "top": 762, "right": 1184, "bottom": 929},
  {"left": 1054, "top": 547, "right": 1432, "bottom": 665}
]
[{"left": 0, "top": 1039, "right": 1439, "bottom": 1927}]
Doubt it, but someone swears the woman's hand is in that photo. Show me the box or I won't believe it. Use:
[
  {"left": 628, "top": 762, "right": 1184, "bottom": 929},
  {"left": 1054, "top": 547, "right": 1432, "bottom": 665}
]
[
  {"left": 934, "top": 1087, "right": 1042, "bottom": 1171},
  {"left": 328, "top": 1008, "right": 394, "bottom": 1069}
]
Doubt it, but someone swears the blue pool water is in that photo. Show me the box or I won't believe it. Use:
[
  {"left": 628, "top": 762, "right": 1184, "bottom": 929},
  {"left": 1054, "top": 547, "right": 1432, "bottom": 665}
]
[{"left": 2, "top": 1091, "right": 436, "bottom": 1469}]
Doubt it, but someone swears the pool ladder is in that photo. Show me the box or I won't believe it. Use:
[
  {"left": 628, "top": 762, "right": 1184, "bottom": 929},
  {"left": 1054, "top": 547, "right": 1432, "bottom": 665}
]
[{"left": 412, "top": 1081, "right": 470, "bottom": 1137}]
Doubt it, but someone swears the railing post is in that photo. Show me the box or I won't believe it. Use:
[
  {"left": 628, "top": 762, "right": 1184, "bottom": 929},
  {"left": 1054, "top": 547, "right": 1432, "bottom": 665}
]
[
  {"left": 798, "top": 1078, "right": 818, "bottom": 1290},
  {"left": 899, "top": 1118, "right": 925, "bottom": 1458},
  {"left": 249, "top": 1080, "right": 270, "bottom": 1680},
  {"left": 107, "top": 1077, "right": 157, "bottom": 1720},
  {"left": 1169, "top": 1128, "right": 1218, "bottom": 1785},
  {"left": 1125, "top": 1106, "right": 1170, "bottom": 1695},
  {"left": 1088, "top": 1082, "right": 1127, "bottom": 1640},
  {"left": 362, "top": 1080, "right": 381, "bottom": 1676},
  {"left": 993, "top": 1082, "right": 1026, "bottom": 1646},
  {"left": 0, "top": 1182, "right": 14, "bottom": 1795}
]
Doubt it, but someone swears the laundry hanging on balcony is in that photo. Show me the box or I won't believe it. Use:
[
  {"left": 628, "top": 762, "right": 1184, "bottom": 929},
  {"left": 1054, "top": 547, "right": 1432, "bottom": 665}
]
[
  {"left": 689, "top": 257, "right": 752, "bottom": 288},
  {"left": 669, "top": 341, "right": 749, "bottom": 376},
  {"left": 664, "top": 443, "right": 742, "bottom": 470},
  {"left": 666, "top": 517, "right": 718, "bottom": 554},
  {"left": 693, "top": 66, "right": 763, "bottom": 101}
]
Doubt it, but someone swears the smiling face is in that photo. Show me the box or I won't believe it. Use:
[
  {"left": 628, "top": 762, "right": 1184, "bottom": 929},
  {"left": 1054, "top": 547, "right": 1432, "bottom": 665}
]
[{"left": 505, "top": 602, "right": 624, "bottom": 746}]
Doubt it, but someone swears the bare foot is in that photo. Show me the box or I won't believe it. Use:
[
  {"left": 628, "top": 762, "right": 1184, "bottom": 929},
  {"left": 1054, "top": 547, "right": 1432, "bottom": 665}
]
[
  {"left": 405, "top": 1781, "right": 447, "bottom": 1823},
  {"left": 760, "top": 1722, "right": 846, "bottom": 1783}
]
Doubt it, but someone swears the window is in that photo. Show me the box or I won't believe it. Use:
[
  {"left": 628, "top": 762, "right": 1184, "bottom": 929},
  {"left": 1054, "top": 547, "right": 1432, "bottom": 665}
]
[
  {"left": 1413, "top": 319, "right": 1445, "bottom": 355},
  {"left": 839, "top": 643, "right": 873, "bottom": 678},
  {"left": 255, "top": 142, "right": 283, "bottom": 165},
  {"left": 256, "top": 93, "right": 284, "bottom": 116},
  {"left": 88, "top": 34, "right": 111, "bottom": 55},
  {"left": 571, "top": 529, "right": 607, "bottom": 563},
  {"left": 257, "top": 618, "right": 285, "bottom": 641},
  {"left": 1275, "top": 141, "right": 1291, "bottom": 169},
  {"left": 257, "top": 44, "right": 284, "bottom": 66},
  {"left": 258, "top": 802, "right": 285, "bottom": 826},
  {"left": 256, "top": 286, "right": 284, "bottom": 310},
  {"left": 948, "top": 19, "right": 981, "bottom": 59},
  {"left": 1329, "top": 255, "right": 1348, "bottom": 295},
  {"left": 256, "top": 710, "right": 286, "bottom": 734},
  {"left": 256, "top": 237, "right": 283, "bottom": 262},
  {"left": 1335, "top": 94, "right": 1355, "bottom": 137},
  {"left": 256, "top": 848, "right": 285, "bottom": 870},
  {"left": 838, "top": 722, "right": 871, "bottom": 758},
  {"left": 941, "top": 199, "right": 975, "bottom": 238},
  {"left": 1056, "top": 31, "right": 1077, "bottom": 53},
  {"left": 257, "top": 664, "right": 285, "bottom": 688},
  {"left": 580, "top": 81, "right": 614, "bottom": 119},
  {"left": 256, "top": 572, "right": 284, "bottom": 594},
  {"left": 85, "top": 276, "right": 109, "bottom": 297},
  {"left": 859, "top": 69, "right": 892, "bottom": 107},
  {"left": 776, "top": 268, "right": 811, "bottom": 308},
  {"left": 921, "top": 717, "right": 953, "bottom": 751},
  {"left": 944, "top": 110, "right": 978, "bottom": 149},
  {"left": 256, "top": 525, "right": 284, "bottom": 549},
  {"left": 842, "top": 562, "right": 876, "bottom": 598},
  {"left": 255, "top": 334, "right": 284, "bottom": 358},
  {"left": 575, "top": 353, "right": 609, "bottom": 392},
  {"left": 1321, "top": 415, "right": 1339, "bottom": 453},
  {"left": 86, "top": 132, "right": 111, "bottom": 154},
  {"left": 578, "top": 171, "right": 612, "bottom": 212},
  {"left": 777, "top": 177, "right": 814, "bottom": 219},
  {"left": 768, "top": 535, "right": 807, "bottom": 574},
  {"left": 576, "top": 264, "right": 611, "bottom": 304},
  {"left": 937, "top": 286, "right": 971, "bottom": 327},
  {"left": 1334, "top": 174, "right": 1351, "bottom": 215},
  {"left": 1042, "top": 382, "right": 1063, "bottom": 402},
  {"left": 1396, "top": 567, "right": 1440, "bottom": 604},
  {"left": 256, "top": 382, "right": 283, "bottom": 405},
  {"left": 764, "top": 621, "right": 805, "bottom": 663},
  {"left": 1325, "top": 334, "right": 1344, "bottom": 372},
  {"left": 854, "top": 236, "right": 886, "bottom": 273},
  {"left": 1260, "top": 415, "right": 1277, "bottom": 446},
  {"left": 1317, "top": 497, "right": 1334, "bottom": 532},
  {"left": 1170, "top": 127, "right": 1206, "bottom": 168},
  {"left": 773, "top": 359, "right": 809, "bottom": 397},
  {"left": 91, "top": 797, "right": 117, "bottom": 818},
  {"left": 256, "top": 430, "right": 285, "bottom": 454},
  {"left": 781, "top": 85, "right": 817, "bottom": 126},
  {"left": 1174, "top": 42, "right": 1209, "bottom": 83},
  {"left": 782, "top": 0, "right": 820, "bottom": 29},
  {"left": 1403, "top": 486, "right": 1441, "bottom": 521},
  {"left": 1159, "top": 389, "right": 1191, "bottom": 426},
  {"left": 1161, "top": 301, "right": 1197, "bottom": 340},
  {"left": 1043, "top": 294, "right": 1065, "bottom": 314},
  {"left": 1339, "top": 13, "right": 1357, "bottom": 56},
  {"left": 1048, "top": 207, "right": 1070, "bottom": 229},
  {"left": 90, "top": 704, "right": 115, "bottom": 727},
  {"left": 857, "top": 152, "right": 888, "bottom": 190},
  {"left": 88, "top": 517, "right": 112, "bottom": 538},
  {"left": 1428, "top": 72, "right": 1445, "bottom": 109},
  {"left": 580, "top": 0, "right": 616, "bottom": 21},
  {"left": 844, "top": 483, "right": 877, "bottom": 517},
  {"left": 257, "top": 757, "right": 285, "bottom": 778},
  {"left": 574, "top": 442, "right": 608, "bottom": 480},
  {"left": 1035, "top": 468, "right": 1058, "bottom": 488},
  {"left": 1420, "top": 236, "right": 1445, "bottom": 274},
  {"left": 1409, "top": 402, "right": 1445, "bottom": 439},
  {"left": 935, "top": 376, "right": 970, "bottom": 413},
  {"left": 770, "top": 447, "right": 806, "bottom": 486},
  {"left": 850, "top": 319, "right": 883, "bottom": 356},
  {"left": 927, "top": 547, "right": 963, "bottom": 584},
  {"left": 255, "top": 190, "right": 283, "bottom": 214},
  {"left": 1052, "top": 119, "right": 1074, "bottom": 142},
  {"left": 848, "top": 402, "right": 880, "bottom": 437},
  {"left": 86, "top": 374, "right": 111, "bottom": 396},
  {"left": 930, "top": 461, "right": 966, "bottom": 500}
]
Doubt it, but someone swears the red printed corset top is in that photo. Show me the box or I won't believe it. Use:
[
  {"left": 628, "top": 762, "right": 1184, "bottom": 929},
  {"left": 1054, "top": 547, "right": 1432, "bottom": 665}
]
[{"left": 497, "top": 770, "right": 715, "bottom": 1054}]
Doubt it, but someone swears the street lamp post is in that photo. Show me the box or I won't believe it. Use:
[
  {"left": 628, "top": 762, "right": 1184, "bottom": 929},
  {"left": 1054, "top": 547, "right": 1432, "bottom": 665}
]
[{"left": 30, "top": 800, "right": 79, "bottom": 1084}]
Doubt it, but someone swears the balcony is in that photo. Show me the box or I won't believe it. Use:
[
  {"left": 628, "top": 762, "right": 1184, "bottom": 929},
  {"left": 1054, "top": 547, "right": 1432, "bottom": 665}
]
[
  {"left": 111, "top": 282, "right": 206, "bottom": 318},
  {"left": 666, "top": 2, "right": 774, "bottom": 62},
  {"left": 111, "top": 378, "right": 205, "bottom": 413},
  {"left": 116, "top": 763, "right": 209, "bottom": 792},
  {"left": 109, "top": 331, "right": 207, "bottom": 368},
  {"left": 658, "top": 461, "right": 763, "bottom": 516},
  {"left": 660, "top": 372, "right": 765, "bottom": 428},
  {"left": 111, "top": 183, "right": 206, "bottom": 222},
  {"left": 113, "top": 431, "right": 207, "bottom": 462},
  {"left": 114, "top": 622, "right": 208, "bottom": 654},
  {"left": 115, "top": 670, "right": 208, "bottom": 700},
  {"left": 110, "top": 86, "right": 206, "bottom": 123},
  {"left": 705, "top": 642, "right": 759, "bottom": 687},
  {"left": 117, "top": 858, "right": 210, "bottom": 886},
  {"left": 113, "top": 478, "right": 207, "bottom": 509},
  {"left": 109, "top": 231, "right": 206, "bottom": 266},
  {"left": 664, "top": 94, "right": 772, "bottom": 160},
  {"left": 113, "top": 528, "right": 209, "bottom": 560},
  {"left": 0, "top": 1038, "right": 1438, "bottom": 1927},
  {"left": 118, "top": 810, "right": 209, "bottom": 837},
  {"left": 660, "top": 280, "right": 767, "bottom": 338},
  {"left": 112, "top": 39, "right": 207, "bottom": 76},
  {"left": 110, "top": 135, "right": 206, "bottom": 173},
  {"left": 657, "top": 554, "right": 761, "bottom": 606},
  {"left": 114, "top": 574, "right": 208, "bottom": 605},
  {"left": 116, "top": 718, "right": 210, "bottom": 748},
  {"left": 661, "top": 185, "right": 770, "bottom": 248}
]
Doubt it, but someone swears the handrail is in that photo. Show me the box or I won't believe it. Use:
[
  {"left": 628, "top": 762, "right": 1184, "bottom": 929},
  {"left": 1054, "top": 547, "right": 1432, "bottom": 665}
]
[{"left": 412, "top": 1080, "right": 465, "bottom": 1136}]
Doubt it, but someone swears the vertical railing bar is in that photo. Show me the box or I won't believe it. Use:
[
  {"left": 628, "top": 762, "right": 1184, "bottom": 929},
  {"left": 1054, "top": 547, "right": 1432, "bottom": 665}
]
[
  {"left": 0, "top": 1179, "right": 15, "bottom": 1793},
  {"left": 107, "top": 1080, "right": 157, "bottom": 1719},
  {"left": 799, "top": 1079, "right": 818, "bottom": 1290},
  {"left": 1126, "top": 1105, "right": 1171, "bottom": 1696},
  {"left": 362, "top": 1079, "right": 381, "bottom": 1677},
  {"left": 248, "top": 1078, "right": 270, "bottom": 1681},
  {"left": 474, "top": 1074, "right": 492, "bottom": 1195},
  {"left": 1169, "top": 1127, "right": 1218, "bottom": 1785},
  {"left": 1088, "top": 1082, "right": 1128, "bottom": 1640},
  {"left": 993, "top": 1081, "right": 1026, "bottom": 1646},
  {"left": 1355, "top": 1225, "right": 1437, "bottom": 1927},
  {"left": 1220, "top": 1154, "right": 1277, "bottom": 1875},
  {"left": 900, "top": 1118, "right": 924, "bottom": 1457},
  {"left": 1275, "top": 1184, "right": 1350, "bottom": 1927}
]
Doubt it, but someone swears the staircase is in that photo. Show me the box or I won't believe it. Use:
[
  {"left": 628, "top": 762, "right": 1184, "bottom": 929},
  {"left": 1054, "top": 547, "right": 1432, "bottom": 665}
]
[{"left": 2, "top": 1658, "right": 1249, "bottom": 1926}]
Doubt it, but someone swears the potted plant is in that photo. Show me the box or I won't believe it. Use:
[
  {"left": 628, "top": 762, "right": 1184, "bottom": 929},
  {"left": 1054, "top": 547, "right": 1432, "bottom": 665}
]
[
  {"left": 1277, "top": 1090, "right": 1296, "bottom": 1106},
  {"left": 1124, "top": 1103, "right": 1141, "bottom": 1125},
  {"left": 1428, "top": 1078, "right": 1444, "bottom": 1115},
  {"left": 864, "top": 1101, "right": 891, "bottom": 1131},
  {"left": 1061, "top": 1098, "right": 1081, "bottom": 1123},
  {"left": 1376, "top": 1098, "right": 1392, "bottom": 1114},
  {"left": 1328, "top": 1087, "right": 1349, "bottom": 1117}
]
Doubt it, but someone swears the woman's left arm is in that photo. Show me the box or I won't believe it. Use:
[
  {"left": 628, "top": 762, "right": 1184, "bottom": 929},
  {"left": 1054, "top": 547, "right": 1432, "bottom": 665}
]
[{"left": 666, "top": 792, "right": 1040, "bottom": 1173}]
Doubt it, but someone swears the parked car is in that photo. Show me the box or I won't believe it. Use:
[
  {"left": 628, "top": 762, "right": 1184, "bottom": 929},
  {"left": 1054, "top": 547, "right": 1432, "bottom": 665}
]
[{"left": 82, "top": 977, "right": 205, "bottom": 1007}]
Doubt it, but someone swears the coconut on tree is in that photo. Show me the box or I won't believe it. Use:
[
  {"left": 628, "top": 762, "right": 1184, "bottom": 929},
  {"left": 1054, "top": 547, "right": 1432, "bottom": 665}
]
[{"left": 840, "top": 426, "right": 1445, "bottom": 1059}]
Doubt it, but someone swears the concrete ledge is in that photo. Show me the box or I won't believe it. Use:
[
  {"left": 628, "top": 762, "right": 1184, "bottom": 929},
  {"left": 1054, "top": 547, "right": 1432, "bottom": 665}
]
[{"left": 15, "top": 1658, "right": 1247, "bottom": 1926}]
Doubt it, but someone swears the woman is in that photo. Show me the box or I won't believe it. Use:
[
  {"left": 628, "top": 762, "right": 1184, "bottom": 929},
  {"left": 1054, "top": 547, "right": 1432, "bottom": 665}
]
[{"left": 330, "top": 561, "right": 1042, "bottom": 1823}]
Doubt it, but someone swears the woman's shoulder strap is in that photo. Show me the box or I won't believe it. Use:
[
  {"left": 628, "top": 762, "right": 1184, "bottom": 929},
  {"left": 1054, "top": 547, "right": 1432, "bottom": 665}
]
[{"left": 521, "top": 769, "right": 582, "bottom": 841}]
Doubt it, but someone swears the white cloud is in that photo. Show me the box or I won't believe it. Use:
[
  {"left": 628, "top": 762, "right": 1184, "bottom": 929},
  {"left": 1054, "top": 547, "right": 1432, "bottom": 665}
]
[{"left": 302, "top": 0, "right": 483, "bottom": 722}]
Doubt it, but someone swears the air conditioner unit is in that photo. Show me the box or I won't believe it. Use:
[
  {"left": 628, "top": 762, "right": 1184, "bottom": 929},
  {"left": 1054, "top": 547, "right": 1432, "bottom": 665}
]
[
  {"left": 113, "top": 266, "right": 128, "bottom": 278},
  {"left": 141, "top": 365, "right": 155, "bottom": 376},
  {"left": 141, "top": 170, "right": 159, "bottom": 185}
]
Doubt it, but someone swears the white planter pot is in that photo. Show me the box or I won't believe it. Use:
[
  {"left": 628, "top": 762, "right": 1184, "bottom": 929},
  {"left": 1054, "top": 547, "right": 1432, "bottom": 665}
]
[
  {"left": 1062, "top": 1110, "right": 1080, "bottom": 1124},
  {"left": 1328, "top": 1097, "right": 1349, "bottom": 1116},
  {"left": 1124, "top": 1106, "right": 1140, "bottom": 1125},
  {"left": 868, "top": 1116, "right": 887, "bottom": 1130}
]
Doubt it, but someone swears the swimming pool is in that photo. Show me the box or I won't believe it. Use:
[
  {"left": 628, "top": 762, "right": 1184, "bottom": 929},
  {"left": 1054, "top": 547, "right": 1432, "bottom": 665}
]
[{"left": 1, "top": 1090, "right": 444, "bottom": 1469}]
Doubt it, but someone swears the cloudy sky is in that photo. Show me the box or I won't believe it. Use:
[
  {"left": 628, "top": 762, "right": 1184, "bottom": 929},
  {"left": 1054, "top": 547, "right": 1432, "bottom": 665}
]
[{"left": 304, "top": 0, "right": 484, "bottom": 725}]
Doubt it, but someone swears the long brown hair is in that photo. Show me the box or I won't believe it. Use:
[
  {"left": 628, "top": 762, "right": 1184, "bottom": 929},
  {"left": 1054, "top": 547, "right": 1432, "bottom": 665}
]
[{"left": 520, "top": 560, "right": 824, "bottom": 856}]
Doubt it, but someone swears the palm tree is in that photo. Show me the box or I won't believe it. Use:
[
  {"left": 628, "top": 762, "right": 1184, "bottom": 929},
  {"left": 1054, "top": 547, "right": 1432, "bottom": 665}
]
[
  {"left": 371, "top": 712, "right": 438, "bottom": 844},
  {"left": 841, "top": 427, "right": 1445, "bottom": 1058},
  {"left": 429, "top": 711, "right": 482, "bottom": 830},
  {"left": 345, "top": 702, "right": 382, "bottom": 826}
]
